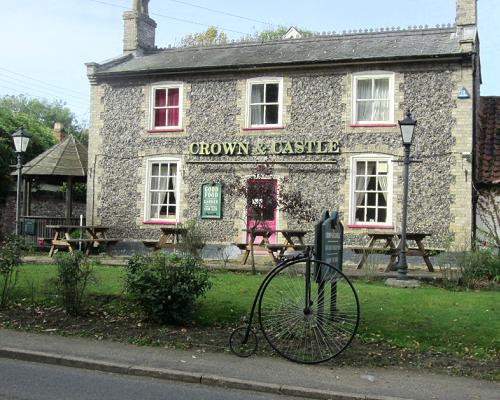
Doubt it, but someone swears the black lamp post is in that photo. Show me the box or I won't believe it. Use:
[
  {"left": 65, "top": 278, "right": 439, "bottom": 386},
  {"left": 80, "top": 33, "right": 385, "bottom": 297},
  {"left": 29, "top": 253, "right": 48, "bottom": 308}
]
[
  {"left": 397, "top": 110, "right": 417, "bottom": 279},
  {"left": 11, "top": 127, "right": 31, "bottom": 236}
]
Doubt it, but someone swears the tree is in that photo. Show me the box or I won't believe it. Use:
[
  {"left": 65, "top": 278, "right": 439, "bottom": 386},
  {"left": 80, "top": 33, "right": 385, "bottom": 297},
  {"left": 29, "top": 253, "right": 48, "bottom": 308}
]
[
  {"left": 0, "top": 95, "right": 87, "bottom": 144},
  {"left": 180, "top": 26, "right": 228, "bottom": 46},
  {"left": 0, "top": 95, "right": 87, "bottom": 202},
  {"left": 224, "top": 163, "right": 316, "bottom": 274}
]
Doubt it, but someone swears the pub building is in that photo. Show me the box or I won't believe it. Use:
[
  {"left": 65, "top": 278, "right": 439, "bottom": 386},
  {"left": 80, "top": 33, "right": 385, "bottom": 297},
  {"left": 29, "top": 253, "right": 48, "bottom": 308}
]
[{"left": 85, "top": 0, "right": 479, "bottom": 252}]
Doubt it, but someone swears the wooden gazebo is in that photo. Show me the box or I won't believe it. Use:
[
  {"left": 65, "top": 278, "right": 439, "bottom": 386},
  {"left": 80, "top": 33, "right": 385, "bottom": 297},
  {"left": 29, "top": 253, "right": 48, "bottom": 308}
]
[{"left": 13, "top": 135, "right": 88, "bottom": 235}]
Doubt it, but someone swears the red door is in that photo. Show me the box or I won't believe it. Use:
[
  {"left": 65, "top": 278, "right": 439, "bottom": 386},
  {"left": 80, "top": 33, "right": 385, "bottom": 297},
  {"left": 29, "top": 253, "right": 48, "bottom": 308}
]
[{"left": 246, "top": 179, "right": 278, "bottom": 244}]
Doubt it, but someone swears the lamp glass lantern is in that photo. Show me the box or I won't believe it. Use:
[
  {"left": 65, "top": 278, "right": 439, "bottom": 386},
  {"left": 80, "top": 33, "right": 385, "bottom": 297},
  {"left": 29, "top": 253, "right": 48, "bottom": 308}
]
[
  {"left": 398, "top": 111, "right": 417, "bottom": 145},
  {"left": 12, "top": 127, "right": 31, "bottom": 153}
]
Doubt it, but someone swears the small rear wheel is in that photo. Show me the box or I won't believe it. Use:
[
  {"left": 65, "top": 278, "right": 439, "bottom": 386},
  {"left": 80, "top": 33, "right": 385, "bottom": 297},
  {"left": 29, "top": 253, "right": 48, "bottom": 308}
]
[
  {"left": 258, "top": 259, "right": 359, "bottom": 364},
  {"left": 229, "top": 326, "right": 258, "bottom": 357}
]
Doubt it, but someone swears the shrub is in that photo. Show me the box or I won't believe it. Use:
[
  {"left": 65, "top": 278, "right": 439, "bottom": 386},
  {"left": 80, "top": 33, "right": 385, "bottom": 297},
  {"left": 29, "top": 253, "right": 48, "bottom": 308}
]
[
  {"left": 0, "top": 235, "right": 23, "bottom": 307},
  {"left": 177, "top": 220, "right": 205, "bottom": 258},
  {"left": 458, "top": 248, "right": 500, "bottom": 289},
  {"left": 54, "top": 251, "right": 95, "bottom": 315},
  {"left": 125, "top": 252, "right": 211, "bottom": 324}
]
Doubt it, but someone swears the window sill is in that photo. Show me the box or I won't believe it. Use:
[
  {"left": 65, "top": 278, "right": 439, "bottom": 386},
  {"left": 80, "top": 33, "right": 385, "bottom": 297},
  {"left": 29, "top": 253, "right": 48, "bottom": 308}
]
[
  {"left": 241, "top": 126, "right": 284, "bottom": 131},
  {"left": 146, "top": 128, "right": 184, "bottom": 133},
  {"left": 347, "top": 224, "right": 394, "bottom": 229},
  {"left": 350, "top": 124, "right": 398, "bottom": 128},
  {"left": 143, "top": 221, "right": 179, "bottom": 225}
]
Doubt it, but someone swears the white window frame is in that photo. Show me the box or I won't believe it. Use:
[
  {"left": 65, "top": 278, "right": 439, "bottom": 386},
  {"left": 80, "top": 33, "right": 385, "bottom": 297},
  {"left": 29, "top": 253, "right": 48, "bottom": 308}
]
[
  {"left": 352, "top": 72, "right": 395, "bottom": 125},
  {"left": 349, "top": 154, "right": 393, "bottom": 227},
  {"left": 150, "top": 83, "right": 183, "bottom": 129},
  {"left": 144, "top": 157, "right": 181, "bottom": 223},
  {"left": 245, "top": 77, "right": 283, "bottom": 128}
]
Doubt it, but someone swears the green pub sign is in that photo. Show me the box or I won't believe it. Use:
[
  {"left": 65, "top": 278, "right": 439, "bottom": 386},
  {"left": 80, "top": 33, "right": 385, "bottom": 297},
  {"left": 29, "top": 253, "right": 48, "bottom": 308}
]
[{"left": 201, "top": 183, "right": 222, "bottom": 219}]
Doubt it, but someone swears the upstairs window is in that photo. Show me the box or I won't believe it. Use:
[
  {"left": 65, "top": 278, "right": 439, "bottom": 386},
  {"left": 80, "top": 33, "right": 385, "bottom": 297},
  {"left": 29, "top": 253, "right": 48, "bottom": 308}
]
[
  {"left": 353, "top": 73, "right": 394, "bottom": 124},
  {"left": 350, "top": 156, "right": 392, "bottom": 226},
  {"left": 145, "top": 159, "right": 180, "bottom": 222},
  {"left": 247, "top": 78, "right": 283, "bottom": 128},
  {"left": 151, "top": 85, "right": 182, "bottom": 129}
]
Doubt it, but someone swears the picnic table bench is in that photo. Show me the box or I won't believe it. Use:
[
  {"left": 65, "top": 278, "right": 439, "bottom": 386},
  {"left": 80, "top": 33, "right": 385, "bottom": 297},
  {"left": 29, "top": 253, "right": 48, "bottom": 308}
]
[
  {"left": 46, "top": 225, "right": 120, "bottom": 257},
  {"left": 142, "top": 226, "right": 188, "bottom": 251},
  {"left": 348, "top": 232, "right": 443, "bottom": 272},
  {"left": 236, "top": 229, "right": 309, "bottom": 265}
]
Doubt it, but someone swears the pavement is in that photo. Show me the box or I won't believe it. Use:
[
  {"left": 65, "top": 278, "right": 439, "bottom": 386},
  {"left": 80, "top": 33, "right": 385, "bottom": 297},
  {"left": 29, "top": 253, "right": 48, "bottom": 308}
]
[{"left": 0, "top": 329, "right": 498, "bottom": 400}]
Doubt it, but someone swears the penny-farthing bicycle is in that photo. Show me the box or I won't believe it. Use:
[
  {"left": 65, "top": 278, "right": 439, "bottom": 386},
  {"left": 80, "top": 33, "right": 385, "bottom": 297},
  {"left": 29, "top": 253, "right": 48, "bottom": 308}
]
[{"left": 229, "top": 247, "right": 360, "bottom": 364}]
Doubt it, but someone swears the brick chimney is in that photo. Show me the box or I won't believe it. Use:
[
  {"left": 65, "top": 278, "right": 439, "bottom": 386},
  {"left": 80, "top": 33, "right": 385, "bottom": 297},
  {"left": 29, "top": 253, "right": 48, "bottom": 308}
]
[
  {"left": 456, "top": 0, "right": 477, "bottom": 51},
  {"left": 53, "top": 122, "right": 66, "bottom": 142},
  {"left": 123, "top": 0, "right": 157, "bottom": 53}
]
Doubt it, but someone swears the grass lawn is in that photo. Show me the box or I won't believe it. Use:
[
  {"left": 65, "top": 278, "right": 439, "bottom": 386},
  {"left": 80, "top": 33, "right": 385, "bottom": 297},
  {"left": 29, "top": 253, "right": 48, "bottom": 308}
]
[{"left": 8, "top": 264, "right": 500, "bottom": 361}]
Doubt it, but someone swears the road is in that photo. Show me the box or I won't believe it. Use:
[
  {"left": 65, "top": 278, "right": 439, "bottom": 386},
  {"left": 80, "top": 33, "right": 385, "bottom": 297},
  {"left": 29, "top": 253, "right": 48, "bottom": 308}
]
[{"left": 0, "top": 358, "right": 294, "bottom": 400}]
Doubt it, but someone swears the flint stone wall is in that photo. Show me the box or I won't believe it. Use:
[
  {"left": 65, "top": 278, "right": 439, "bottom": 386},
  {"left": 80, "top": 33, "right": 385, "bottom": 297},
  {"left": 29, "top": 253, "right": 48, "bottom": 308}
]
[{"left": 93, "top": 66, "right": 459, "bottom": 248}]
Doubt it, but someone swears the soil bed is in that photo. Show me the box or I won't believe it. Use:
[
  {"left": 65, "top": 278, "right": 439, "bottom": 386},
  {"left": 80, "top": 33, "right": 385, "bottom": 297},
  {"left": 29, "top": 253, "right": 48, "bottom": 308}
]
[{"left": 0, "top": 297, "right": 497, "bottom": 381}]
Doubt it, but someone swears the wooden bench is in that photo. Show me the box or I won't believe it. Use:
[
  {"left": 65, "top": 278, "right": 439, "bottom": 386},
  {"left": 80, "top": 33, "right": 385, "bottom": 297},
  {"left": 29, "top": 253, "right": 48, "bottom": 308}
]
[{"left": 142, "top": 239, "right": 178, "bottom": 251}]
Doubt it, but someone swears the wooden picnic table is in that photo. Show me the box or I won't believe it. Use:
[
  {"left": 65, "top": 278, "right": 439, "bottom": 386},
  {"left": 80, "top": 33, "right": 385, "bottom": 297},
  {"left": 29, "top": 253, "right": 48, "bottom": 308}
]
[
  {"left": 143, "top": 226, "right": 188, "bottom": 251},
  {"left": 350, "top": 232, "right": 440, "bottom": 272},
  {"left": 238, "top": 229, "right": 309, "bottom": 265},
  {"left": 46, "top": 225, "right": 119, "bottom": 257}
]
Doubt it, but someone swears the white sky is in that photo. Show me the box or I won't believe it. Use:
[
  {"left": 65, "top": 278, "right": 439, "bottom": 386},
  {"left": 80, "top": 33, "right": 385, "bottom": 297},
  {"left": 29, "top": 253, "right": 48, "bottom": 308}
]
[{"left": 0, "top": 0, "right": 498, "bottom": 124}]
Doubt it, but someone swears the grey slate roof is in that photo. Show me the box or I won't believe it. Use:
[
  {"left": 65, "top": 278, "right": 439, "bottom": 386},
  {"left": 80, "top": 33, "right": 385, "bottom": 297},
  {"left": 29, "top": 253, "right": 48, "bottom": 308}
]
[
  {"left": 17, "top": 136, "right": 87, "bottom": 178},
  {"left": 92, "top": 27, "right": 464, "bottom": 76}
]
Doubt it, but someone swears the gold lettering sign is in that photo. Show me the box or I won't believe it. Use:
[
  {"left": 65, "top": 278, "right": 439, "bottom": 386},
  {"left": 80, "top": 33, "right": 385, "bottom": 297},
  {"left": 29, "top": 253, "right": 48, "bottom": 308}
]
[{"left": 188, "top": 140, "right": 340, "bottom": 156}]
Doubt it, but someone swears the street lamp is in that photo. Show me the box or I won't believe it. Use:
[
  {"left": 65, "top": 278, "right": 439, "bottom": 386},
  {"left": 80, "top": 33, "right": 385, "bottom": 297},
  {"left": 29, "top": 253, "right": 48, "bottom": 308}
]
[
  {"left": 397, "top": 110, "right": 417, "bottom": 279},
  {"left": 11, "top": 127, "right": 31, "bottom": 235}
]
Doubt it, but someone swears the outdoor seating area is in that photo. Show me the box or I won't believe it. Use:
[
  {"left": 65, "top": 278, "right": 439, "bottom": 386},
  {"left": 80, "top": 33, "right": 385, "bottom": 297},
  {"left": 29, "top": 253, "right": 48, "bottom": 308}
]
[
  {"left": 46, "top": 224, "right": 120, "bottom": 256},
  {"left": 141, "top": 226, "right": 188, "bottom": 251},
  {"left": 347, "top": 232, "right": 444, "bottom": 272},
  {"left": 236, "top": 229, "right": 309, "bottom": 265}
]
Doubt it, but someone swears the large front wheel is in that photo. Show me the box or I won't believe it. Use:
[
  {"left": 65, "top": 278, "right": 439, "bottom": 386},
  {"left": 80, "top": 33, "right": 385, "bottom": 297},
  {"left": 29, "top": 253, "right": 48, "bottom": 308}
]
[{"left": 258, "top": 259, "right": 359, "bottom": 364}]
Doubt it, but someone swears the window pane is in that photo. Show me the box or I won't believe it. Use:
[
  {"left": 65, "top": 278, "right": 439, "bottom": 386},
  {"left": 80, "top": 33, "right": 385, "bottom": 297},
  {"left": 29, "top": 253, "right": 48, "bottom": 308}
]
[
  {"left": 367, "top": 192, "right": 376, "bottom": 206},
  {"left": 356, "top": 101, "right": 372, "bottom": 121},
  {"left": 168, "top": 177, "right": 176, "bottom": 190},
  {"left": 378, "top": 208, "right": 387, "bottom": 222},
  {"left": 155, "top": 109, "right": 166, "bottom": 127},
  {"left": 251, "top": 84, "right": 264, "bottom": 103},
  {"left": 160, "top": 164, "right": 169, "bottom": 176},
  {"left": 356, "top": 161, "right": 366, "bottom": 175},
  {"left": 378, "top": 193, "right": 387, "bottom": 207},
  {"left": 170, "top": 164, "right": 177, "bottom": 176},
  {"left": 355, "top": 207, "right": 365, "bottom": 222},
  {"left": 168, "top": 206, "right": 176, "bottom": 216},
  {"left": 159, "top": 178, "right": 168, "bottom": 190},
  {"left": 367, "top": 176, "right": 377, "bottom": 190},
  {"left": 151, "top": 163, "right": 159, "bottom": 175},
  {"left": 265, "top": 105, "right": 279, "bottom": 124},
  {"left": 167, "top": 88, "right": 179, "bottom": 106},
  {"left": 374, "top": 79, "right": 389, "bottom": 99},
  {"left": 366, "top": 208, "right": 376, "bottom": 222},
  {"left": 266, "top": 83, "right": 279, "bottom": 102},
  {"left": 355, "top": 177, "right": 365, "bottom": 191},
  {"left": 367, "top": 161, "right": 377, "bottom": 175},
  {"left": 159, "top": 205, "right": 168, "bottom": 218},
  {"left": 150, "top": 205, "right": 158, "bottom": 219},
  {"left": 150, "top": 177, "right": 159, "bottom": 190},
  {"left": 251, "top": 105, "right": 264, "bottom": 125},
  {"left": 151, "top": 192, "right": 160, "bottom": 204},
  {"left": 373, "top": 100, "right": 389, "bottom": 121},
  {"left": 356, "top": 79, "right": 372, "bottom": 100},
  {"left": 155, "top": 89, "right": 166, "bottom": 107},
  {"left": 378, "top": 162, "right": 388, "bottom": 174},
  {"left": 167, "top": 191, "right": 175, "bottom": 204},
  {"left": 167, "top": 108, "right": 179, "bottom": 126}
]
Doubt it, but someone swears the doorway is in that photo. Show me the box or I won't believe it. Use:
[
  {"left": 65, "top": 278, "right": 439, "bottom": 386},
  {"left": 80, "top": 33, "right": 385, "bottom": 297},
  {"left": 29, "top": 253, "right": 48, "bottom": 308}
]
[{"left": 246, "top": 179, "right": 278, "bottom": 244}]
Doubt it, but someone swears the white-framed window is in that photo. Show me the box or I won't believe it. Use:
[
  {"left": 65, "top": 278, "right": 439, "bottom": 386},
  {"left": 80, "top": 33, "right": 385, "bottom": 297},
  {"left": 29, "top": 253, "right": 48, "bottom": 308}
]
[
  {"left": 150, "top": 84, "right": 183, "bottom": 129},
  {"left": 144, "top": 158, "right": 181, "bottom": 222},
  {"left": 246, "top": 77, "right": 283, "bottom": 128},
  {"left": 352, "top": 72, "right": 394, "bottom": 124},
  {"left": 349, "top": 155, "right": 393, "bottom": 226}
]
